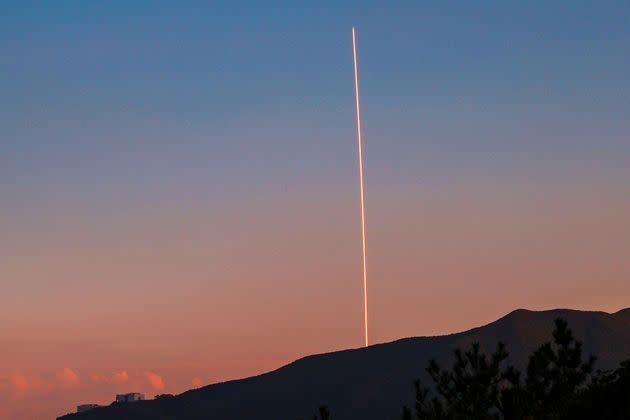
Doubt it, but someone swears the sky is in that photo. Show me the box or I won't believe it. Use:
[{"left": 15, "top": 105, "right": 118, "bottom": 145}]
[{"left": 1, "top": 1, "right": 629, "bottom": 418}]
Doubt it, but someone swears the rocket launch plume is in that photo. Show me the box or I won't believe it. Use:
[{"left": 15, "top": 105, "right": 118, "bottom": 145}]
[{"left": 352, "top": 27, "right": 369, "bottom": 347}]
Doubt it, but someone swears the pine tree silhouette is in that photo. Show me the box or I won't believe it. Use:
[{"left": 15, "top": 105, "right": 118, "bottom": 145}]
[
  {"left": 410, "top": 341, "right": 511, "bottom": 419},
  {"left": 405, "top": 318, "right": 600, "bottom": 419},
  {"left": 523, "top": 318, "right": 596, "bottom": 416}
]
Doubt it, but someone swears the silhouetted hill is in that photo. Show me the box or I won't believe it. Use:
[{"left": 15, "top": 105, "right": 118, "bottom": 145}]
[{"left": 59, "top": 308, "right": 630, "bottom": 420}]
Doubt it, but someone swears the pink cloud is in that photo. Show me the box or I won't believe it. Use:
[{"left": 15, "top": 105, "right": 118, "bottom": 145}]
[
  {"left": 10, "top": 374, "right": 29, "bottom": 393},
  {"left": 91, "top": 374, "right": 107, "bottom": 383},
  {"left": 6, "top": 373, "right": 51, "bottom": 399},
  {"left": 143, "top": 371, "right": 165, "bottom": 391},
  {"left": 92, "top": 370, "right": 129, "bottom": 384},
  {"left": 56, "top": 368, "right": 80, "bottom": 387},
  {"left": 113, "top": 370, "right": 129, "bottom": 383},
  {"left": 191, "top": 377, "right": 203, "bottom": 388}
]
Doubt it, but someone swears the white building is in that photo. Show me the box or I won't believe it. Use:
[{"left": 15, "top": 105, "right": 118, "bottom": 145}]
[{"left": 115, "top": 392, "right": 145, "bottom": 402}]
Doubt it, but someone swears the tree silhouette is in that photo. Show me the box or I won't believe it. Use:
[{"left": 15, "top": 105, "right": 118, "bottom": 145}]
[
  {"left": 523, "top": 318, "right": 596, "bottom": 416},
  {"left": 569, "top": 360, "right": 630, "bottom": 419},
  {"left": 404, "top": 318, "right": 600, "bottom": 420},
  {"left": 318, "top": 405, "right": 330, "bottom": 420},
  {"left": 406, "top": 341, "right": 511, "bottom": 419},
  {"left": 299, "top": 405, "right": 330, "bottom": 420}
]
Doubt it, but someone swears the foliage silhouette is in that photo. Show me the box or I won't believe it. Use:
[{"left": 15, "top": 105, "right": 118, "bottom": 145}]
[
  {"left": 409, "top": 341, "right": 511, "bottom": 419},
  {"left": 298, "top": 405, "right": 330, "bottom": 420},
  {"left": 521, "top": 318, "right": 596, "bottom": 417},
  {"left": 399, "top": 318, "right": 630, "bottom": 420},
  {"left": 566, "top": 360, "right": 630, "bottom": 419}
]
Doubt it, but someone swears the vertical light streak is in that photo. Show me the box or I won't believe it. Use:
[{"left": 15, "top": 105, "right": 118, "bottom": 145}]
[{"left": 352, "top": 26, "right": 369, "bottom": 348}]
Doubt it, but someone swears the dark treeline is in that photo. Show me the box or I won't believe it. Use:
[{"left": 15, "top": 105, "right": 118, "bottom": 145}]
[
  {"left": 300, "top": 405, "right": 330, "bottom": 420},
  {"left": 303, "top": 319, "right": 630, "bottom": 420}
]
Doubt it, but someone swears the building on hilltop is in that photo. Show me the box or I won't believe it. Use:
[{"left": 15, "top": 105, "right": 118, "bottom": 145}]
[{"left": 115, "top": 393, "right": 145, "bottom": 403}]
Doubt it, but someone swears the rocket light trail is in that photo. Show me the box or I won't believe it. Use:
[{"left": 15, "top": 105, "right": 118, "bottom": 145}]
[{"left": 352, "top": 27, "right": 369, "bottom": 348}]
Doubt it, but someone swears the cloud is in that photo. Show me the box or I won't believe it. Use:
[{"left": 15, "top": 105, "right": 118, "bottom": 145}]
[
  {"left": 92, "top": 370, "right": 129, "bottom": 384},
  {"left": 113, "top": 370, "right": 129, "bottom": 383},
  {"left": 56, "top": 368, "right": 80, "bottom": 387},
  {"left": 143, "top": 371, "right": 165, "bottom": 391},
  {"left": 9, "top": 374, "right": 29, "bottom": 393},
  {"left": 6, "top": 373, "right": 51, "bottom": 399},
  {"left": 191, "top": 377, "right": 203, "bottom": 388},
  {"left": 91, "top": 374, "right": 107, "bottom": 383}
]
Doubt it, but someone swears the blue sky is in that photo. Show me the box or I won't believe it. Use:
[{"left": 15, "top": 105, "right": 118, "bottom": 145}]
[
  {"left": 2, "top": 1, "right": 628, "bottom": 187},
  {"left": 1, "top": 0, "right": 629, "bottom": 227}
]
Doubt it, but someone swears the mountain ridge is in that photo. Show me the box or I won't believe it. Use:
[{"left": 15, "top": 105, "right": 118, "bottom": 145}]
[{"left": 59, "top": 307, "right": 630, "bottom": 420}]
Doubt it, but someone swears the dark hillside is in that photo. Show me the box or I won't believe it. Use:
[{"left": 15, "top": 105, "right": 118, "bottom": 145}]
[{"left": 59, "top": 308, "right": 630, "bottom": 420}]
